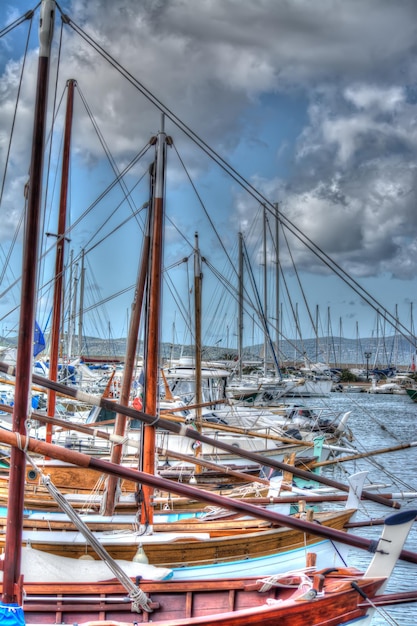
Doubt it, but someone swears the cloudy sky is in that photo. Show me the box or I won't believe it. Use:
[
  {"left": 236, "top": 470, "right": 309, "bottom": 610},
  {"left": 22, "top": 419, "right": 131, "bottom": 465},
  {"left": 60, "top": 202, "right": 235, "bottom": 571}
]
[{"left": 1, "top": 0, "right": 416, "bottom": 358}]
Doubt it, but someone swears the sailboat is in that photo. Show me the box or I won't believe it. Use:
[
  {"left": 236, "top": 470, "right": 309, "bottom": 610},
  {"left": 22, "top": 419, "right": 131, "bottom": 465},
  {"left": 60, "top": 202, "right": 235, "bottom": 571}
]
[{"left": 1, "top": 4, "right": 416, "bottom": 626}]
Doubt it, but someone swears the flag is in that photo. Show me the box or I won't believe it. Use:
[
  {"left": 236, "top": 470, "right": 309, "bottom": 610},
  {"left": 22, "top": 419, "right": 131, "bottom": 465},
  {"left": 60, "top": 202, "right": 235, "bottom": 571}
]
[{"left": 33, "top": 320, "right": 45, "bottom": 357}]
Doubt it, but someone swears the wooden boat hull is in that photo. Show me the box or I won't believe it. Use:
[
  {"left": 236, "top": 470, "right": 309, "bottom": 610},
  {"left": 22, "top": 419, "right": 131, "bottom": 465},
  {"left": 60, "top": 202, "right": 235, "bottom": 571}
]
[
  {"left": 6, "top": 571, "right": 385, "bottom": 625},
  {"left": 0, "top": 510, "right": 354, "bottom": 566},
  {"left": 0, "top": 457, "right": 312, "bottom": 513},
  {"left": 0, "top": 462, "right": 273, "bottom": 513}
]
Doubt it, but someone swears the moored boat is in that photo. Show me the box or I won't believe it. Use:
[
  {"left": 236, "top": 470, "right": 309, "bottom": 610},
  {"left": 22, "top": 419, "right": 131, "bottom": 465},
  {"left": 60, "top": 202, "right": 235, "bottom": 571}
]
[{"left": 1, "top": 508, "right": 415, "bottom": 626}]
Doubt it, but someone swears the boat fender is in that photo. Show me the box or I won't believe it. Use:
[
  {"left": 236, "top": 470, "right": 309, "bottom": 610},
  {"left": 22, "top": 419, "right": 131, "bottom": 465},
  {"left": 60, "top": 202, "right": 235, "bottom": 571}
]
[
  {"left": 0, "top": 603, "right": 25, "bottom": 626},
  {"left": 133, "top": 396, "right": 143, "bottom": 411}
]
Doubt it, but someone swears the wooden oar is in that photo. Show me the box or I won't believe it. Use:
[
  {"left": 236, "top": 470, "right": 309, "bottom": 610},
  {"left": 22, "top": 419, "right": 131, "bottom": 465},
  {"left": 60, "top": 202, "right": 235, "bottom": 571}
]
[
  {"left": 0, "top": 427, "right": 416, "bottom": 564},
  {"left": 0, "top": 361, "right": 401, "bottom": 509},
  {"left": 311, "top": 440, "right": 417, "bottom": 468}
]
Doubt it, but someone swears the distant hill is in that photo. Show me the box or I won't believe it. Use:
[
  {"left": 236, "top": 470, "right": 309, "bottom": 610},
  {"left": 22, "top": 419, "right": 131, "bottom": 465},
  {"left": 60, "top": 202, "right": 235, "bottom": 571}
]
[{"left": 1, "top": 333, "right": 415, "bottom": 368}]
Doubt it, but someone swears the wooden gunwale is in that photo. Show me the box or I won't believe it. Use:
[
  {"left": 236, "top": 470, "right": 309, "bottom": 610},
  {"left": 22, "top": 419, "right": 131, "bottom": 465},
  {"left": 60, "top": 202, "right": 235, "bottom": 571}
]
[{"left": 4, "top": 575, "right": 384, "bottom": 625}]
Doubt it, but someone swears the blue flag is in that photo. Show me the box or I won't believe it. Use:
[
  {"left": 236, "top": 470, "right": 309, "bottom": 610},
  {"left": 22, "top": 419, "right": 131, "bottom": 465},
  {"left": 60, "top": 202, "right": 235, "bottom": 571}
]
[{"left": 33, "top": 320, "right": 45, "bottom": 357}]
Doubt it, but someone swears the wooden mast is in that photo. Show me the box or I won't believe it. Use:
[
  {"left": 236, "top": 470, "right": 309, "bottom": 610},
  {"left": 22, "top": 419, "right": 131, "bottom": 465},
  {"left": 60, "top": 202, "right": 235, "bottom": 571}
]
[
  {"left": 1, "top": 0, "right": 55, "bottom": 604},
  {"left": 140, "top": 116, "right": 168, "bottom": 530},
  {"left": 193, "top": 232, "right": 203, "bottom": 470},
  {"left": 46, "top": 78, "right": 75, "bottom": 445},
  {"left": 263, "top": 203, "right": 268, "bottom": 377},
  {"left": 237, "top": 231, "right": 243, "bottom": 379},
  {"left": 103, "top": 201, "right": 151, "bottom": 516}
]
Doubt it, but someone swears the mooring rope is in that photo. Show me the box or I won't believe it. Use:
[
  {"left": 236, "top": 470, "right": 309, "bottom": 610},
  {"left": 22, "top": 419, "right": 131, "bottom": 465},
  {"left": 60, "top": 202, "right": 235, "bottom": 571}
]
[{"left": 20, "top": 452, "right": 153, "bottom": 613}]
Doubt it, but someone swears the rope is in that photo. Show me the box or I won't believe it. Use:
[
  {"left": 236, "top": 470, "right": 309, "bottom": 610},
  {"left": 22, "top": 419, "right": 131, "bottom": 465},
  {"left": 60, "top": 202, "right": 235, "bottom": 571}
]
[
  {"left": 23, "top": 454, "right": 153, "bottom": 613},
  {"left": 257, "top": 568, "right": 315, "bottom": 593}
]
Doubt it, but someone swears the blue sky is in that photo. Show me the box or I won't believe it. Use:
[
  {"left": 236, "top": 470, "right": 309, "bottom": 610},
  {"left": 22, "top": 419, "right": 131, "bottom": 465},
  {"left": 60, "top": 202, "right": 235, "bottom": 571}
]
[{"left": 0, "top": 1, "right": 417, "bottom": 360}]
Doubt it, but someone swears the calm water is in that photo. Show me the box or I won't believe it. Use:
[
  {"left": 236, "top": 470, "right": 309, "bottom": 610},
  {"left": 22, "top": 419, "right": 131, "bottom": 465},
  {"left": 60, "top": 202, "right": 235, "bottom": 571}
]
[{"left": 316, "top": 391, "right": 417, "bottom": 626}]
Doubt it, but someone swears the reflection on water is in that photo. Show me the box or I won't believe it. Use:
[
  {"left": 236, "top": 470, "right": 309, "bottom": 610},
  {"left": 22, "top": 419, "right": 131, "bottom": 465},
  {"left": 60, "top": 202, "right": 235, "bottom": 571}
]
[{"left": 318, "top": 392, "right": 417, "bottom": 625}]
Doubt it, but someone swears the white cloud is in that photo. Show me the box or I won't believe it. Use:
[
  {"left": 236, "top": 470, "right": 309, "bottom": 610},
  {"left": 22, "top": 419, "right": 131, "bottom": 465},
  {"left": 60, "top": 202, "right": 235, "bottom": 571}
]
[
  {"left": 344, "top": 85, "right": 405, "bottom": 112},
  {"left": 1, "top": 0, "right": 417, "bottom": 331}
]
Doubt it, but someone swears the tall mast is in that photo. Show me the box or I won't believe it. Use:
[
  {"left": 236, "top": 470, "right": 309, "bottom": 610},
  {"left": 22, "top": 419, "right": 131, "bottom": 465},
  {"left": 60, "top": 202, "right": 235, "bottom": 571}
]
[
  {"left": 237, "top": 232, "right": 243, "bottom": 379},
  {"left": 274, "top": 202, "right": 279, "bottom": 370},
  {"left": 103, "top": 201, "right": 151, "bottom": 516},
  {"left": 193, "top": 232, "right": 202, "bottom": 470},
  {"left": 262, "top": 204, "right": 268, "bottom": 377},
  {"left": 140, "top": 116, "right": 168, "bottom": 531},
  {"left": 78, "top": 248, "right": 85, "bottom": 356},
  {"left": 46, "top": 78, "right": 75, "bottom": 440},
  {"left": 2, "top": 0, "right": 55, "bottom": 603}
]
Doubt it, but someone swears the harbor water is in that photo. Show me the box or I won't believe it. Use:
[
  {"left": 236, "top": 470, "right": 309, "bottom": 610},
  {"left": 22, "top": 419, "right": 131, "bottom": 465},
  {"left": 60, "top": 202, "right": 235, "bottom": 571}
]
[{"left": 317, "top": 391, "right": 417, "bottom": 626}]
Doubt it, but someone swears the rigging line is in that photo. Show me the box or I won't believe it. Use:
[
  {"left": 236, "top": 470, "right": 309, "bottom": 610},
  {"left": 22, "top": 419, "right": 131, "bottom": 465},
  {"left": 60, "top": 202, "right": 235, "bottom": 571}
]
[
  {"left": 164, "top": 272, "right": 193, "bottom": 338},
  {"left": 275, "top": 220, "right": 317, "bottom": 337},
  {"left": 242, "top": 237, "right": 281, "bottom": 377},
  {"left": 0, "top": 212, "right": 24, "bottom": 289},
  {"left": 61, "top": 10, "right": 415, "bottom": 344},
  {"left": 24, "top": 150, "right": 150, "bottom": 322},
  {"left": 277, "top": 214, "right": 416, "bottom": 343},
  {"left": 60, "top": 11, "right": 415, "bottom": 343},
  {"left": 200, "top": 227, "right": 266, "bottom": 327},
  {"left": 0, "top": 6, "right": 37, "bottom": 38},
  {"left": 0, "top": 12, "right": 32, "bottom": 214},
  {"left": 165, "top": 213, "right": 194, "bottom": 250},
  {"left": 64, "top": 144, "right": 151, "bottom": 236},
  {"left": 81, "top": 283, "right": 134, "bottom": 316},
  {"left": 0, "top": 15, "right": 34, "bottom": 287},
  {"left": 76, "top": 84, "right": 145, "bottom": 229},
  {"left": 171, "top": 142, "right": 235, "bottom": 272},
  {"left": 203, "top": 257, "right": 263, "bottom": 331},
  {"left": 81, "top": 178, "right": 149, "bottom": 255},
  {"left": 35, "top": 85, "right": 150, "bottom": 309},
  {"left": 203, "top": 254, "right": 291, "bottom": 359},
  {"left": 40, "top": 18, "right": 66, "bottom": 262},
  {"left": 17, "top": 142, "right": 152, "bottom": 295},
  {"left": 82, "top": 200, "right": 148, "bottom": 260},
  {"left": 274, "top": 265, "right": 306, "bottom": 360},
  {"left": 164, "top": 255, "right": 191, "bottom": 273}
]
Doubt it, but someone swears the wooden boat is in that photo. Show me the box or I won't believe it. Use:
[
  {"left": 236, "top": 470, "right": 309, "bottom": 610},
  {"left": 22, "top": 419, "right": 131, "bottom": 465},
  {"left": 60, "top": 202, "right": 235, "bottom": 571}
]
[
  {"left": 0, "top": 568, "right": 390, "bottom": 625},
  {"left": 0, "top": 508, "right": 355, "bottom": 565},
  {"left": 1, "top": 508, "right": 416, "bottom": 626},
  {"left": 0, "top": 444, "right": 319, "bottom": 513},
  {"left": 0, "top": 472, "right": 370, "bottom": 580}
]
